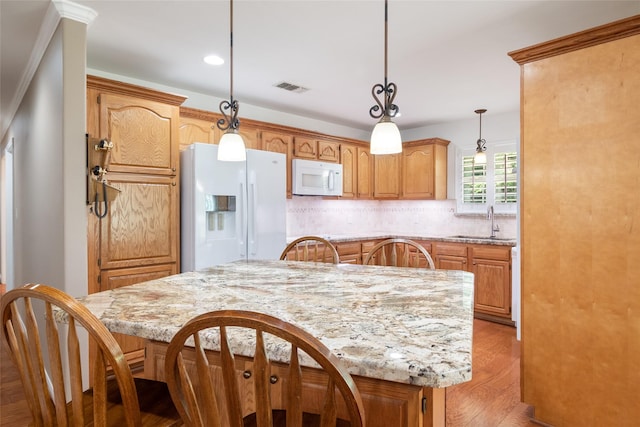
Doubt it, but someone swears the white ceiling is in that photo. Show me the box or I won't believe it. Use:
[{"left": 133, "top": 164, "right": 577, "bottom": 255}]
[{"left": 2, "top": 0, "right": 639, "bottom": 137}]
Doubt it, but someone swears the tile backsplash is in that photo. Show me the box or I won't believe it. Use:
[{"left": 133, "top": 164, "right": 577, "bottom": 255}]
[{"left": 287, "top": 198, "right": 517, "bottom": 239}]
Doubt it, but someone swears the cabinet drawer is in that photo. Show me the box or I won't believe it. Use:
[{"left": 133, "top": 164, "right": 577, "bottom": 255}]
[
  {"left": 361, "top": 240, "right": 380, "bottom": 254},
  {"left": 434, "top": 243, "right": 467, "bottom": 257},
  {"left": 335, "top": 242, "right": 360, "bottom": 255},
  {"left": 471, "top": 245, "right": 511, "bottom": 261}
]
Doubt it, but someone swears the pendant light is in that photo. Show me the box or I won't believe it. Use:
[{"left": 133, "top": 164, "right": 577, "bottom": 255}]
[
  {"left": 474, "top": 108, "right": 487, "bottom": 164},
  {"left": 217, "top": 0, "right": 246, "bottom": 161},
  {"left": 369, "top": 0, "right": 402, "bottom": 155}
]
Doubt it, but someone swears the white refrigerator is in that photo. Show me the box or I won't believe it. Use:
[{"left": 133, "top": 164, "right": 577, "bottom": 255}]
[{"left": 181, "top": 143, "right": 287, "bottom": 272}]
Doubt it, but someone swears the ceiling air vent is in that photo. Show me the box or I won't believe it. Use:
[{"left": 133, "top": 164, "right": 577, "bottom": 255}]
[{"left": 274, "top": 81, "right": 309, "bottom": 94}]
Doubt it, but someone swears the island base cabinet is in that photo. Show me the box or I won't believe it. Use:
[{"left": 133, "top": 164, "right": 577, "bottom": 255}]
[{"left": 145, "top": 340, "right": 445, "bottom": 427}]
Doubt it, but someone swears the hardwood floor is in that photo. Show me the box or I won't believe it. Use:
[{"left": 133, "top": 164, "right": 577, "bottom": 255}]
[
  {"left": 0, "top": 319, "right": 535, "bottom": 426},
  {"left": 446, "top": 319, "right": 537, "bottom": 427}
]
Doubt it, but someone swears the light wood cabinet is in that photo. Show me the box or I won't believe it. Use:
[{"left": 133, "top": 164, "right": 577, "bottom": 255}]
[
  {"left": 179, "top": 107, "right": 260, "bottom": 150},
  {"left": 97, "top": 92, "right": 180, "bottom": 176},
  {"left": 401, "top": 139, "right": 449, "bottom": 200},
  {"left": 434, "top": 241, "right": 511, "bottom": 321},
  {"left": 470, "top": 245, "right": 511, "bottom": 318},
  {"left": 433, "top": 243, "right": 468, "bottom": 271},
  {"left": 293, "top": 136, "right": 317, "bottom": 159},
  {"left": 509, "top": 17, "right": 640, "bottom": 426},
  {"left": 335, "top": 241, "right": 362, "bottom": 264},
  {"left": 357, "top": 147, "right": 373, "bottom": 199},
  {"left": 373, "top": 153, "right": 401, "bottom": 199},
  {"left": 87, "top": 75, "right": 186, "bottom": 365},
  {"left": 261, "top": 131, "right": 293, "bottom": 198},
  {"left": 340, "top": 144, "right": 373, "bottom": 200},
  {"left": 317, "top": 139, "right": 340, "bottom": 163},
  {"left": 178, "top": 116, "right": 217, "bottom": 151},
  {"left": 293, "top": 137, "right": 340, "bottom": 163},
  {"left": 97, "top": 173, "right": 179, "bottom": 270}
]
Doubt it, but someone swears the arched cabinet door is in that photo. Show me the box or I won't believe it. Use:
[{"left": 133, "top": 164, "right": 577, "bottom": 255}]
[{"left": 99, "top": 92, "right": 180, "bottom": 176}]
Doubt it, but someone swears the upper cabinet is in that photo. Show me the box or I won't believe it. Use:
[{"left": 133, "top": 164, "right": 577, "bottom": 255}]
[
  {"left": 293, "top": 137, "right": 340, "bottom": 163},
  {"left": 401, "top": 138, "right": 449, "bottom": 200},
  {"left": 178, "top": 107, "right": 260, "bottom": 150},
  {"left": 177, "top": 108, "right": 448, "bottom": 201},
  {"left": 261, "top": 131, "right": 293, "bottom": 197},
  {"left": 373, "top": 153, "right": 401, "bottom": 199},
  {"left": 97, "top": 92, "right": 181, "bottom": 176}
]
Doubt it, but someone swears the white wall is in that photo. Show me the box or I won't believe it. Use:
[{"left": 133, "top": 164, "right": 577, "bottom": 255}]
[{"left": 4, "top": 17, "right": 87, "bottom": 297}]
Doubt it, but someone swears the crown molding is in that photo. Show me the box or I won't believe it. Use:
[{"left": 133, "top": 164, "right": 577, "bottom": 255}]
[{"left": 53, "top": 0, "right": 98, "bottom": 25}]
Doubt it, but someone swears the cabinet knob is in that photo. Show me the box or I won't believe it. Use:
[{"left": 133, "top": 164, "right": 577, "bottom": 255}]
[
  {"left": 172, "top": 181, "right": 176, "bottom": 186},
  {"left": 242, "top": 370, "right": 252, "bottom": 379},
  {"left": 269, "top": 375, "right": 278, "bottom": 384},
  {"left": 172, "top": 167, "right": 176, "bottom": 172}
]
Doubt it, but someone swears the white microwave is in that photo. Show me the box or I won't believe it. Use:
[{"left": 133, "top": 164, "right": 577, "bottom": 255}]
[{"left": 292, "top": 159, "right": 343, "bottom": 196}]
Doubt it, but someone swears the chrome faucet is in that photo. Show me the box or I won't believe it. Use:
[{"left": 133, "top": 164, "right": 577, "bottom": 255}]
[{"left": 488, "top": 205, "right": 500, "bottom": 238}]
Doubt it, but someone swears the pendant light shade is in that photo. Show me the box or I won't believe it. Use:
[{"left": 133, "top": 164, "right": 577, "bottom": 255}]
[
  {"left": 371, "top": 116, "right": 402, "bottom": 155},
  {"left": 217, "top": 0, "right": 246, "bottom": 162},
  {"left": 474, "top": 108, "right": 487, "bottom": 164},
  {"left": 369, "top": 0, "right": 402, "bottom": 155},
  {"left": 218, "top": 130, "right": 246, "bottom": 161}
]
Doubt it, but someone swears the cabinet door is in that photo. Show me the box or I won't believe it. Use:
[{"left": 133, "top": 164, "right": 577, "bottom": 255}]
[
  {"left": 317, "top": 140, "right": 340, "bottom": 163},
  {"left": 179, "top": 116, "right": 217, "bottom": 151},
  {"left": 237, "top": 122, "right": 261, "bottom": 150},
  {"left": 261, "top": 131, "right": 293, "bottom": 197},
  {"left": 99, "top": 93, "right": 179, "bottom": 176},
  {"left": 357, "top": 147, "right": 373, "bottom": 199},
  {"left": 293, "top": 136, "right": 317, "bottom": 159},
  {"left": 472, "top": 258, "right": 511, "bottom": 317},
  {"left": 99, "top": 173, "right": 178, "bottom": 270},
  {"left": 434, "top": 242, "right": 468, "bottom": 270},
  {"left": 402, "top": 144, "right": 435, "bottom": 199},
  {"left": 335, "top": 242, "right": 361, "bottom": 264},
  {"left": 374, "top": 153, "right": 400, "bottom": 198},
  {"left": 340, "top": 144, "right": 357, "bottom": 199}
]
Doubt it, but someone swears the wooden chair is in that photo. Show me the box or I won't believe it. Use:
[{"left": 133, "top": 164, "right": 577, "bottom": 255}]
[
  {"left": 363, "top": 238, "right": 435, "bottom": 269},
  {"left": 164, "top": 310, "right": 366, "bottom": 427},
  {"left": 0, "top": 283, "right": 182, "bottom": 427},
  {"left": 279, "top": 236, "right": 340, "bottom": 264}
]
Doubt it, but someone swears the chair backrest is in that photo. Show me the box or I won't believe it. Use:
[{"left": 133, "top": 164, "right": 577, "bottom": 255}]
[
  {"left": 0, "top": 284, "right": 144, "bottom": 427},
  {"left": 363, "top": 238, "right": 435, "bottom": 269},
  {"left": 279, "top": 236, "right": 340, "bottom": 264},
  {"left": 164, "top": 310, "right": 366, "bottom": 427}
]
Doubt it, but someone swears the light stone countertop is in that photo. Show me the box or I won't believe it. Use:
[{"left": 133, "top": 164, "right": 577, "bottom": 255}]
[
  {"left": 288, "top": 234, "right": 517, "bottom": 246},
  {"left": 76, "top": 259, "right": 474, "bottom": 388}
]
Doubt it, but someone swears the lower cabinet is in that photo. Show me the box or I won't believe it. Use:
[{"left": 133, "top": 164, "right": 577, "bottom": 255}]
[
  {"left": 335, "top": 242, "right": 362, "bottom": 264},
  {"left": 434, "top": 242, "right": 512, "bottom": 322},
  {"left": 145, "top": 341, "right": 440, "bottom": 427}
]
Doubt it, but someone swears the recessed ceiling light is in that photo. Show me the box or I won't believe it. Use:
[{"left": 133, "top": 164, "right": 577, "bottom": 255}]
[{"left": 204, "top": 55, "right": 224, "bottom": 66}]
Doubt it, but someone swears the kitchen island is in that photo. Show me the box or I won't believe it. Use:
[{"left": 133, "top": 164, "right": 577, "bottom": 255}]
[{"left": 76, "top": 260, "right": 474, "bottom": 427}]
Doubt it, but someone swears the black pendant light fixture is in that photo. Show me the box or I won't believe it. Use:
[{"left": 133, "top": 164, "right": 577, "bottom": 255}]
[
  {"left": 474, "top": 108, "right": 487, "bottom": 164},
  {"left": 217, "top": 0, "right": 246, "bottom": 161},
  {"left": 369, "top": 0, "right": 402, "bottom": 155}
]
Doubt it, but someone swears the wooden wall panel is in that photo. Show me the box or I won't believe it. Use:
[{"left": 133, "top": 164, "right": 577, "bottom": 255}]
[{"left": 519, "top": 30, "right": 640, "bottom": 426}]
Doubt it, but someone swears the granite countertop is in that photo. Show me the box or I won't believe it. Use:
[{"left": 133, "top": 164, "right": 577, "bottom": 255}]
[
  {"left": 74, "top": 260, "right": 474, "bottom": 389},
  {"left": 288, "top": 233, "right": 516, "bottom": 246}
]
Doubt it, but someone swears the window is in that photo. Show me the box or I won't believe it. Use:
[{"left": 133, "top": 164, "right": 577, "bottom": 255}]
[{"left": 456, "top": 141, "right": 518, "bottom": 214}]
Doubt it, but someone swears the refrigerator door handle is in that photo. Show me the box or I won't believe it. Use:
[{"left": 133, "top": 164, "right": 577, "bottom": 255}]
[
  {"left": 239, "top": 181, "right": 247, "bottom": 258},
  {"left": 248, "top": 178, "right": 258, "bottom": 256}
]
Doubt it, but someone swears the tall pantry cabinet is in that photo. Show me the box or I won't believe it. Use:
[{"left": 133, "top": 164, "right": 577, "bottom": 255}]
[
  {"left": 509, "top": 16, "right": 640, "bottom": 427},
  {"left": 86, "top": 75, "right": 186, "bottom": 369}
]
